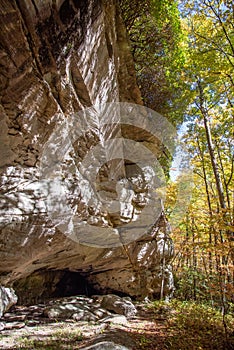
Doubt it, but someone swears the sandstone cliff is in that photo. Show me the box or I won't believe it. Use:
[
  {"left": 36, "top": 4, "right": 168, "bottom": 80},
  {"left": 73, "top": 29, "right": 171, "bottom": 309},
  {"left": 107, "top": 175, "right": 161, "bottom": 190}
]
[{"left": 0, "top": 0, "right": 174, "bottom": 303}]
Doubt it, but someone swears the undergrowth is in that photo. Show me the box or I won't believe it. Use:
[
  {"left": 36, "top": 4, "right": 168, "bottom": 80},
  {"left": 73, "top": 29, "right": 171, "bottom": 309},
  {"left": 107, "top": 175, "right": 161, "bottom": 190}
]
[{"left": 150, "top": 299, "right": 234, "bottom": 350}]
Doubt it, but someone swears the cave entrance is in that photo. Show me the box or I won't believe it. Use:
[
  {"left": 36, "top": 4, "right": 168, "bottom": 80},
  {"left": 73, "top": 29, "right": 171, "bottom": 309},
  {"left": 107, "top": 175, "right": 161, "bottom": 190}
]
[
  {"left": 13, "top": 269, "right": 99, "bottom": 305},
  {"left": 52, "top": 270, "right": 97, "bottom": 298}
]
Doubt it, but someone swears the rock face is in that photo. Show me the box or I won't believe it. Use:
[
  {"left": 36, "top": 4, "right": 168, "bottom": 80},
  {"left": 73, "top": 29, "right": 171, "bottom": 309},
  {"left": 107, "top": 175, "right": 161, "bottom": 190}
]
[
  {"left": 0, "top": 286, "right": 18, "bottom": 318},
  {"left": 0, "top": 0, "right": 174, "bottom": 303}
]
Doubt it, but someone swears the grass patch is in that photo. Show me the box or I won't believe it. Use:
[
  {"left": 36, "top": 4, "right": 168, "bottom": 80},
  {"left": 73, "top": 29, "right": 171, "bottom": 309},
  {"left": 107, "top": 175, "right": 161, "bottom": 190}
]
[{"left": 16, "top": 329, "right": 83, "bottom": 349}]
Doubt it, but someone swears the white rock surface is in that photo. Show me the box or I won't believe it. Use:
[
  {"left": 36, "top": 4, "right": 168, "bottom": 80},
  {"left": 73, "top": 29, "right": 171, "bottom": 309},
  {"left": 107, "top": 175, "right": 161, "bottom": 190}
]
[
  {"left": 0, "top": 0, "right": 174, "bottom": 301},
  {"left": 80, "top": 341, "right": 130, "bottom": 350},
  {"left": 101, "top": 295, "right": 137, "bottom": 318},
  {"left": 0, "top": 286, "right": 17, "bottom": 318}
]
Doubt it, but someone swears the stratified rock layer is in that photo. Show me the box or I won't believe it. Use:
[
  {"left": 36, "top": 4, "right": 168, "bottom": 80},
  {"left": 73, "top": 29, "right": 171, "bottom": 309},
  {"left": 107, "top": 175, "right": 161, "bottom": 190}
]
[{"left": 0, "top": 0, "right": 174, "bottom": 301}]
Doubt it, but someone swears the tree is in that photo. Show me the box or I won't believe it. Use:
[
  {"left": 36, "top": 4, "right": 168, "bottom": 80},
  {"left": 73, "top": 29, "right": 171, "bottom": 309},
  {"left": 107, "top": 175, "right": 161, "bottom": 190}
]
[
  {"left": 166, "top": 0, "right": 234, "bottom": 313},
  {"left": 120, "top": 0, "right": 187, "bottom": 124}
]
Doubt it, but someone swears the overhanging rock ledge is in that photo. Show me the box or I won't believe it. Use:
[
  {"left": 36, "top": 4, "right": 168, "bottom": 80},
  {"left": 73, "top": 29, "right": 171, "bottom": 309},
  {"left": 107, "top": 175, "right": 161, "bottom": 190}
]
[{"left": 0, "top": 0, "right": 174, "bottom": 304}]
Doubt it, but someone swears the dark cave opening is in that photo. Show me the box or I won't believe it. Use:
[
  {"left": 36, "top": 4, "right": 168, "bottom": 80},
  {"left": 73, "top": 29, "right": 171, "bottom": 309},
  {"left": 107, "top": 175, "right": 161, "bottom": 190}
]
[
  {"left": 52, "top": 271, "right": 97, "bottom": 298},
  {"left": 13, "top": 269, "right": 99, "bottom": 305},
  {"left": 13, "top": 269, "right": 133, "bottom": 306}
]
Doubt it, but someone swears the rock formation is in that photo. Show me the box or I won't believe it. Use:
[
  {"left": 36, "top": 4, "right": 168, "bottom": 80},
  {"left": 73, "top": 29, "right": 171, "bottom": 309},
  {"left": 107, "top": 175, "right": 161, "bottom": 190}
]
[
  {"left": 0, "top": 286, "right": 18, "bottom": 318},
  {"left": 0, "top": 0, "right": 174, "bottom": 305}
]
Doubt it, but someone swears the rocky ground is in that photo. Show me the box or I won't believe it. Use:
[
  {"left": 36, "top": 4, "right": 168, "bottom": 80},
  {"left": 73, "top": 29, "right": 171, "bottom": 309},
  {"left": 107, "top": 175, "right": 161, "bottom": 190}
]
[
  {"left": 0, "top": 295, "right": 168, "bottom": 349},
  {"left": 0, "top": 295, "right": 233, "bottom": 349}
]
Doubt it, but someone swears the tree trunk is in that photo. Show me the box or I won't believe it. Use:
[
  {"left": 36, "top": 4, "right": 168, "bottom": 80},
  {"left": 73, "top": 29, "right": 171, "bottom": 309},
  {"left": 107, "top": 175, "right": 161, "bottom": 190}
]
[{"left": 197, "top": 79, "right": 226, "bottom": 210}]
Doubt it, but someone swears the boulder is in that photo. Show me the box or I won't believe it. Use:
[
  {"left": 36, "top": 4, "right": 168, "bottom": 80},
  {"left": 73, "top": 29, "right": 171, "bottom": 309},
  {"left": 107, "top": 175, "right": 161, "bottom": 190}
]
[
  {"left": 44, "top": 303, "right": 81, "bottom": 320},
  {"left": 42, "top": 296, "right": 111, "bottom": 321},
  {"left": 80, "top": 342, "right": 130, "bottom": 350},
  {"left": 101, "top": 295, "right": 137, "bottom": 318},
  {"left": 0, "top": 286, "right": 18, "bottom": 318},
  {"left": 102, "top": 315, "right": 128, "bottom": 325}
]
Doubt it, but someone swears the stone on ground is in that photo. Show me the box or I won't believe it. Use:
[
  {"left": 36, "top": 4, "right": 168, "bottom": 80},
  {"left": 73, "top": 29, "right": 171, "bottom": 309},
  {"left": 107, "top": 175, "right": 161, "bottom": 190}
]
[
  {"left": 101, "top": 295, "right": 137, "bottom": 318},
  {"left": 80, "top": 341, "right": 130, "bottom": 350}
]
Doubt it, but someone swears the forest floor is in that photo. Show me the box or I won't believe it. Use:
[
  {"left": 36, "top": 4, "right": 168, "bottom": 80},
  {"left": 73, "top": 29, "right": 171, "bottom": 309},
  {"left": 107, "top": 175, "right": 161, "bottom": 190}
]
[{"left": 0, "top": 299, "right": 233, "bottom": 350}]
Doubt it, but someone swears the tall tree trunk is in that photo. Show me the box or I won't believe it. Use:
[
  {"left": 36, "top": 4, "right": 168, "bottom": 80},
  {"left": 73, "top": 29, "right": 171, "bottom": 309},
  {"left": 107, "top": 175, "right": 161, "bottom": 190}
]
[
  {"left": 197, "top": 79, "right": 226, "bottom": 210},
  {"left": 196, "top": 135, "right": 213, "bottom": 274}
]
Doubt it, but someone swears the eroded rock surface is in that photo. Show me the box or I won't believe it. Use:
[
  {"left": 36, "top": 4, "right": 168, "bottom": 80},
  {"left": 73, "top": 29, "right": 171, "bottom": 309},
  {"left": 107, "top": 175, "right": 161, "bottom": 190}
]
[
  {"left": 0, "top": 286, "right": 17, "bottom": 318},
  {"left": 0, "top": 0, "right": 174, "bottom": 302}
]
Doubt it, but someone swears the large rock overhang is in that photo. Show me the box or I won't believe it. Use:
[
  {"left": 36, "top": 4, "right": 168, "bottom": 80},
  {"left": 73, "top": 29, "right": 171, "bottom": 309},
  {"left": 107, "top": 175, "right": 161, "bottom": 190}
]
[{"left": 0, "top": 0, "right": 174, "bottom": 301}]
